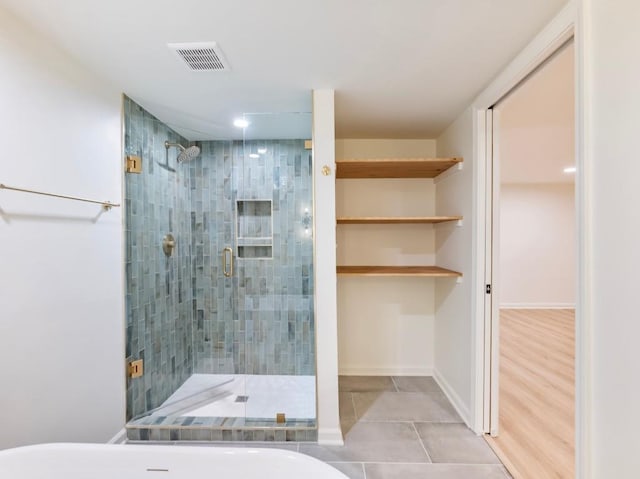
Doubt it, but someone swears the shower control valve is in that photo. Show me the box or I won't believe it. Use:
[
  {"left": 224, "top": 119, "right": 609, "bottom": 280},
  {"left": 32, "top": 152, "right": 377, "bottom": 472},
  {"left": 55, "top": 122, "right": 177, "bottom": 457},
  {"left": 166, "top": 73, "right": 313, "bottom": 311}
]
[{"left": 163, "top": 234, "right": 176, "bottom": 257}]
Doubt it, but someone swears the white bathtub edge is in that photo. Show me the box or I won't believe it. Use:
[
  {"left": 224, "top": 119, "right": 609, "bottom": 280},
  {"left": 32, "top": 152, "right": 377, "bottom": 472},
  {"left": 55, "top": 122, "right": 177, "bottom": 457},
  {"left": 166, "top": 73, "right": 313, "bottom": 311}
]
[
  {"left": 0, "top": 443, "right": 351, "bottom": 479},
  {"left": 317, "top": 427, "right": 344, "bottom": 446}
]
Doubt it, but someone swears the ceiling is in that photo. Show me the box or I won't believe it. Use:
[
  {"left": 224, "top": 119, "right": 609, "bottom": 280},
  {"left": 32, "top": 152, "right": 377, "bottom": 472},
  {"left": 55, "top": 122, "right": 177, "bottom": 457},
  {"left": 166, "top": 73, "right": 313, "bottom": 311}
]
[
  {"left": 498, "top": 42, "right": 575, "bottom": 184},
  {"left": 1, "top": 0, "right": 568, "bottom": 140}
]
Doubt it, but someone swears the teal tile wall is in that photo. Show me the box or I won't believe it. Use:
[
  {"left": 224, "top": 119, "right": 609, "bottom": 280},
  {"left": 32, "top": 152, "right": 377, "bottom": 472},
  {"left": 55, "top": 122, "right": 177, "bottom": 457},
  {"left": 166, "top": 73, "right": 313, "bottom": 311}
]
[
  {"left": 191, "top": 140, "right": 315, "bottom": 375},
  {"left": 124, "top": 96, "right": 195, "bottom": 420}
]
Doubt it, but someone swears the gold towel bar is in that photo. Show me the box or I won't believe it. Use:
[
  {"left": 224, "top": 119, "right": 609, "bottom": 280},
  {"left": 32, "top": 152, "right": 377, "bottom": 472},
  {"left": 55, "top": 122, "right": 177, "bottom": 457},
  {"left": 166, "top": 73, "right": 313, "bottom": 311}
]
[{"left": 0, "top": 183, "right": 120, "bottom": 210}]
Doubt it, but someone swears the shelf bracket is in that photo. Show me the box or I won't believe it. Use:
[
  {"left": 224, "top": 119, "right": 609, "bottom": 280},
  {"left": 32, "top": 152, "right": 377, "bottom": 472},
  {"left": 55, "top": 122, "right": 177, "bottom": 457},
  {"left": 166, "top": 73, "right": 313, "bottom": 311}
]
[
  {"left": 456, "top": 276, "right": 463, "bottom": 284},
  {"left": 434, "top": 161, "right": 463, "bottom": 184},
  {"left": 456, "top": 219, "right": 463, "bottom": 227}
]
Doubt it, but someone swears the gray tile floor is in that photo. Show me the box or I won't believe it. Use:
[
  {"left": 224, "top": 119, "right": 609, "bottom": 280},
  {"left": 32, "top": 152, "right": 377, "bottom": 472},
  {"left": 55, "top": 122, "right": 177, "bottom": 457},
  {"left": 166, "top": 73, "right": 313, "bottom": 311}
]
[{"left": 299, "top": 376, "right": 511, "bottom": 479}]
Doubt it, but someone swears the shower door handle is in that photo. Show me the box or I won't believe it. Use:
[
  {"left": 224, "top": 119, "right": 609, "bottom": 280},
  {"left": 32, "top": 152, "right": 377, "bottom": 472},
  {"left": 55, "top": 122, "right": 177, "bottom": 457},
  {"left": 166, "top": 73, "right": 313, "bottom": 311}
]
[{"left": 223, "top": 247, "right": 234, "bottom": 277}]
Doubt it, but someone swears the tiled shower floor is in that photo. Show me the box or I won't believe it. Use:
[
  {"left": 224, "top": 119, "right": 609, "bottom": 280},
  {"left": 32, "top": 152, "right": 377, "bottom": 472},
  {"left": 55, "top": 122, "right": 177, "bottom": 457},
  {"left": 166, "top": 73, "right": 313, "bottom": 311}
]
[
  {"left": 126, "top": 374, "right": 317, "bottom": 442},
  {"left": 156, "top": 374, "right": 316, "bottom": 419}
]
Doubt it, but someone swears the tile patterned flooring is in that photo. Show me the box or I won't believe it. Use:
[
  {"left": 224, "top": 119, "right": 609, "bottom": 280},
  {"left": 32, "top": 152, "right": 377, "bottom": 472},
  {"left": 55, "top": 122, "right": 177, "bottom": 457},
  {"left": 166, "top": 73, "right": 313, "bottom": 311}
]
[{"left": 300, "top": 376, "right": 512, "bottom": 479}]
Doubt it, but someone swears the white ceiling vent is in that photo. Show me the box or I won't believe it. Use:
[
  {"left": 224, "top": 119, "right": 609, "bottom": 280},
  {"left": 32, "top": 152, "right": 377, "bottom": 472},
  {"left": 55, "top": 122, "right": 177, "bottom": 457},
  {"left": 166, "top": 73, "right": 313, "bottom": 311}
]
[{"left": 168, "top": 42, "right": 230, "bottom": 71}]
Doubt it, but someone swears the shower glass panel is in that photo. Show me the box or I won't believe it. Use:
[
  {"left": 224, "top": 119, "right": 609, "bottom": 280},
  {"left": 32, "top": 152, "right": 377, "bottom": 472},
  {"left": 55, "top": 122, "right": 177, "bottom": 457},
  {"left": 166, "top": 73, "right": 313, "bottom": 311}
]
[
  {"left": 236, "top": 112, "right": 315, "bottom": 423},
  {"left": 123, "top": 96, "right": 202, "bottom": 424},
  {"left": 124, "top": 95, "right": 315, "bottom": 438}
]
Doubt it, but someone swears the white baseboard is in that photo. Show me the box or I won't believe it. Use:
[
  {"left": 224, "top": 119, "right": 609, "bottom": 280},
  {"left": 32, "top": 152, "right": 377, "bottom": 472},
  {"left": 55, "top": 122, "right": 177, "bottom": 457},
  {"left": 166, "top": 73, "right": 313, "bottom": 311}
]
[
  {"left": 317, "top": 427, "right": 344, "bottom": 446},
  {"left": 338, "top": 366, "right": 434, "bottom": 376},
  {"left": 433, "top": 368, "right": 471, "bottom": 427},
  {"left": 500, "top": 302, "right": 575, "bottom": 309},
  {"left": 107, "top": 428, "right": 127, "bottom": 444}
]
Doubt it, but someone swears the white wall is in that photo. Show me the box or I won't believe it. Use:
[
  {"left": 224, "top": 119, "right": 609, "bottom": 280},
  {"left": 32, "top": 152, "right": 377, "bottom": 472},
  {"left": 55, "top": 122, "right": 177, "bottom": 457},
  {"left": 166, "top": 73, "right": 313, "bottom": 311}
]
[
  {"left": 0, "top": 7, "right": 124, "bottom": 449},
  {"left": 337, "top": 179, "right": 436, "bottom": 266},
  {"left": 498, "top": 43, "right": 575, "bottom": 185},
  {"left": 312, "top": 90, "right": 342, "bottom": 445},
  {"left": 338, "top": 277, "right": 435, "bottom": 375},
  {"left": 500, "top": 183, "right": 575, "bottom": 308},
  {"left": 583, "top": 0, "right": 640, "bottom": 475},
  {"left": 435, "top": 111, "right": 476, "bottom": 425},
  {"left": 335, "top": 139, "right": 438, "bottom": 375},
  {"left": 336, "top": 139, "right": 438, "bottom": 160}
]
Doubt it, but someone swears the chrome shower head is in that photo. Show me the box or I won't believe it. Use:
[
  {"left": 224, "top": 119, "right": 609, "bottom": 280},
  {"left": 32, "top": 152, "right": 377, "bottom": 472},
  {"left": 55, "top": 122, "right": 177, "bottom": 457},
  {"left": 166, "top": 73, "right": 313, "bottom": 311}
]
[
  {"left": 177, "top": 145, "right": 200, "bottom": 163},
  {"left": 165, "top": 141, "right": 201, "bottom": 163}
]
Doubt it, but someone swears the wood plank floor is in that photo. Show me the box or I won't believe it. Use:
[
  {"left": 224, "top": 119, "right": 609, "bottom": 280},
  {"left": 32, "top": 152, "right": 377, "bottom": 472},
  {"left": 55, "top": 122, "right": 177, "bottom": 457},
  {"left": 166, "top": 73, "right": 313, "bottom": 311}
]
[{"left": 485, "top": 309, "right": 575, "bottom": 479}]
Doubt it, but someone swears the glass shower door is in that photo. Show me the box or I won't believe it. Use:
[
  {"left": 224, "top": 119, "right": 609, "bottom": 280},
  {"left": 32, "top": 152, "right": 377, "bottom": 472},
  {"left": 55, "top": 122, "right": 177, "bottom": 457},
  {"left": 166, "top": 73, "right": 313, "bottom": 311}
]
[
  {"left": 188, "top": 139, "right": 247, "bottom": 422},
  {"left": 234, "top": 112, "right": 316, "bottom": 425}
]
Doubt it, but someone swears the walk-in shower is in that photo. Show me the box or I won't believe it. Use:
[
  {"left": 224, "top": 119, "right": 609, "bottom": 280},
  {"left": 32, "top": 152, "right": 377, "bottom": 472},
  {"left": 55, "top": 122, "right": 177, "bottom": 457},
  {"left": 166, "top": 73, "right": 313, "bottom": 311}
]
[{"left": 123, "top": 96, "right": 315, "bottom": 441}]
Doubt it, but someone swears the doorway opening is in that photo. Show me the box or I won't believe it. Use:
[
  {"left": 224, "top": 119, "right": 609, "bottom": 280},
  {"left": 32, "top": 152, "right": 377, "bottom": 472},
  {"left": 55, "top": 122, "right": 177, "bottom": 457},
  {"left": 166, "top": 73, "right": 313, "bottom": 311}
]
[{"left": 484, "top": 41, "right": 576, "bottom": 478}]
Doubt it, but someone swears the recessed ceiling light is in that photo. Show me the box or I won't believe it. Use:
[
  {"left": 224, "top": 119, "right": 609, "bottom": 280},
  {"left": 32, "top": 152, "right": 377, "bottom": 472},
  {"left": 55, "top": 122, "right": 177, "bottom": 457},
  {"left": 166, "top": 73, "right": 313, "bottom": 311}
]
[
  {"left": 257, "top": 148, "right": 267, "bottom": 154},
  {"left": 564, "top": 166, "right": 576, "bottom": 173},
  {"left": 249, "top": 153, "right": 260, "bottom": 159},
  {"left": 233, "top": 118, "right": 249, "bottom": 128}
]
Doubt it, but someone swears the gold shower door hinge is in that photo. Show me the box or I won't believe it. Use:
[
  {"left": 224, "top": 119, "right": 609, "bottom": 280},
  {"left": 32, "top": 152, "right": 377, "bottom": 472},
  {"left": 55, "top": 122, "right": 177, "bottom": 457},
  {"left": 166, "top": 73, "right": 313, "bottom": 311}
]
[
  {"left": 128, "top": 359, "right": 144, "bottom": 378},
  {"left": 276, "top": 413, "right": 286, "bottom": 424},
  {"left": 304, "top": 140, "right": 312, "bottom": 150},
  {"left": 125, "top": 155, "right": 142, "bottom": 173}
]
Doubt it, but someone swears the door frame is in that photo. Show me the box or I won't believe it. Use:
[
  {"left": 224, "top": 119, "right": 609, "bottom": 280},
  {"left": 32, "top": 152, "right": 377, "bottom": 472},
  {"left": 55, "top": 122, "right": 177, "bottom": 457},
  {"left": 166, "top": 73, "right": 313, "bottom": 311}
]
[
  {"left": 485, "top": 39, "right": 575, "bottom": 436},
  {"left": 471, "top": 1, "right": 590, "bottom": 476},
  {"left": 484, "top": 106, "right": 500, "bottom": 437}
]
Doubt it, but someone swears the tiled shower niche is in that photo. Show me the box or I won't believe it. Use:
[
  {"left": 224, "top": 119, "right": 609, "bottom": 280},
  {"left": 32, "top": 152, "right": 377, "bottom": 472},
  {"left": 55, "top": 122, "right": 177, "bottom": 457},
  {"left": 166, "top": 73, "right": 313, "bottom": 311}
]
[{"left": 237, "top": 200, "right": 273, "bottom": 258}]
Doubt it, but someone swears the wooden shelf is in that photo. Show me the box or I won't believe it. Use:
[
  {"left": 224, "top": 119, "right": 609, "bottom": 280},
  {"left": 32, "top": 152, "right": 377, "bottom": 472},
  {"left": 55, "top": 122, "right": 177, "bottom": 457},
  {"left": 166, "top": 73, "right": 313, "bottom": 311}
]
[
  {"left": 337, "top": 216, "right": 462, "bottom": 225},
  {"left": 337, "top": 266, "right": 462, "bottom": 277},
  {"left": 336, "top": 157, "right": 463, "bottom": 179}
]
